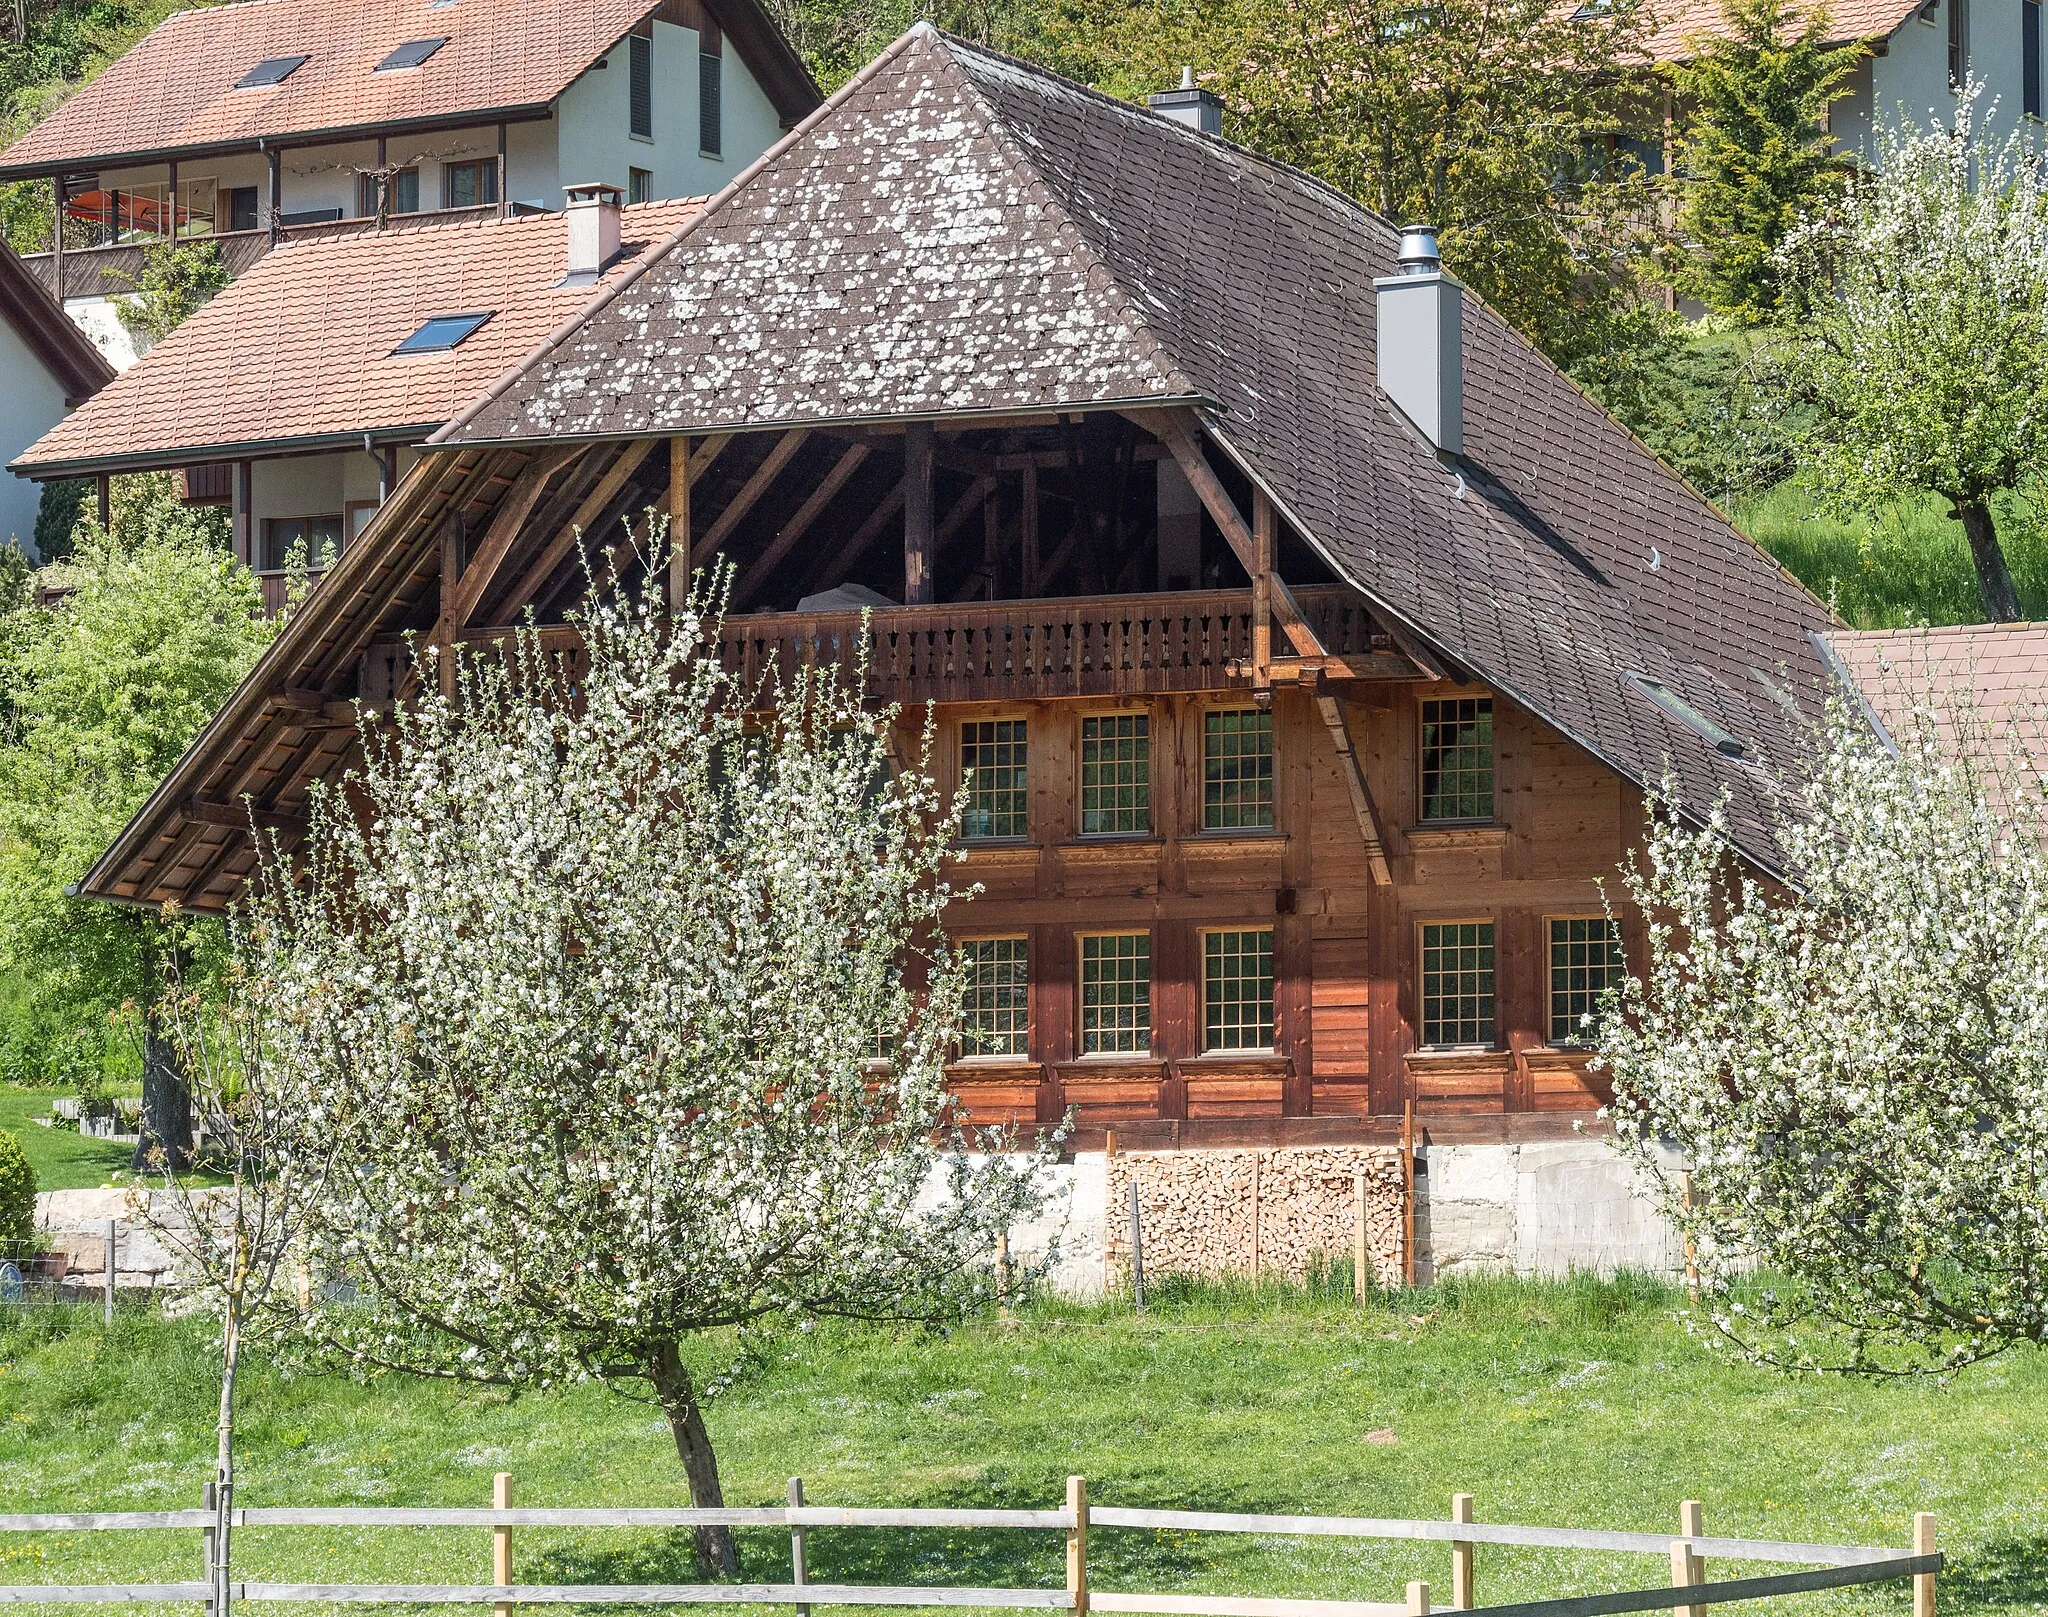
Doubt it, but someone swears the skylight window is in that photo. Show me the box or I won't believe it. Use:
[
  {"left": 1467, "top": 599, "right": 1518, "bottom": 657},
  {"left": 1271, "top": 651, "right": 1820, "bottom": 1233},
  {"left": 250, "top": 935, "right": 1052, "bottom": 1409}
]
[
  {"left": 1626, "top": 673, "right": 1749, "bottom": 758},
  {"left": 375, "top": 36, "right": 448, "bottom": 71},
  {"left": 391, "top": 311, "right": 492, "bottom": 354},
  {"left": 235, "top": 55, "right": 308, "bottom": 88}
]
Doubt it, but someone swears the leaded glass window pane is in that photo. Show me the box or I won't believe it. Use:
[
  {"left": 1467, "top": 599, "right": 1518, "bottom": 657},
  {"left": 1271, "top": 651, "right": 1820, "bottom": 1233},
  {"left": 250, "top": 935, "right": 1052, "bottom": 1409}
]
[
  {"left": 1421, "top": 921, "right": 1494, "bottom": 1047},
  {"left": 960, "top": 937, "right": 1030, "bottom": 1057},
  {"left": 1081, "top": 714, "right": 1150, "bottom": 835},
  {"left": 1204, "top": 929, "right": 1275, "bottom": 1051},
  {"left": 1081, "top": 933, "right": 1151, "bottom": 1054},
  {"left": 1549, "top": 917, "right": 1624, "bottom": 1045},
  {"left": 1420, "top": 697, "right": 1494, "bottom": 821},
  {"left": 960, "top": 720, "right": 1028, "bottom": 840},
  {"left": 1204, "top": 709, "right": 1274, "bottom": 830}
]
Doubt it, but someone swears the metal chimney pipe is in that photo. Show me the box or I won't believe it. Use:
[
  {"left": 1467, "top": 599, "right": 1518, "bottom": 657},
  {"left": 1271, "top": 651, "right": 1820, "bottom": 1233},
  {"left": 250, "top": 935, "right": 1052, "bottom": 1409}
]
[{"left": 1374, "top": 223, "right": 1463, "bottom": 456}]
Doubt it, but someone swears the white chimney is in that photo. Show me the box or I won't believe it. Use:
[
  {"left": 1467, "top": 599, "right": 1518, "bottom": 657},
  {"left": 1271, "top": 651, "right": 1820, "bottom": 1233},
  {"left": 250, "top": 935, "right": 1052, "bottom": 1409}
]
[
  {"left": 1148, "top": 66, "right": 1224, "bottom": 136},
  {"left": 562, "top": 181, "right": 624, "bottom": 286},
  {"left": 1373, "top": 225, "right": 1463, "bottom": 457}
]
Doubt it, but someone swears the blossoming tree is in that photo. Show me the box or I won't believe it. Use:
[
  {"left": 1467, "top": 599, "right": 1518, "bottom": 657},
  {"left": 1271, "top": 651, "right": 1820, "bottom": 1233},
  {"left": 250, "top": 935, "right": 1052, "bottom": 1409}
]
[
  {"left": 1772, "top": 83, "right": 2048, "bottom": 622},
  {"left": 1601, "top": 693, "right": 2048, "bottom": 1372},
  {"left": 244, "top": 555, "right": 1047, "bottom": 1573}
]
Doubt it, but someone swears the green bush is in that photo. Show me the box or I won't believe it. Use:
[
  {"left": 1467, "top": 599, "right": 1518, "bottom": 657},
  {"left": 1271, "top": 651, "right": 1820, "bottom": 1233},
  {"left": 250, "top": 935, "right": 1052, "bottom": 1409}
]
[{"left": 0, "top": 1129, "right": 37, "bottom": 1247}]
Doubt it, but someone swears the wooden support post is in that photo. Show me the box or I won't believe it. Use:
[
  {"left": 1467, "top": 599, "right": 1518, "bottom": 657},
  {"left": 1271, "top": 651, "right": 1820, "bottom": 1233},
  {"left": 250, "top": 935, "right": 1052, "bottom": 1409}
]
[
  {"left": 1021, "top": 463, "right": 1040, "bottom": 596},
  {"left": 233, "top": 460, "right": 253, "bottom": 567},
  {"left": 1408, "top": 1582, "right": 1431, "bottom": 1617},
  {"left": 95, "top": 473, "right": 111, "bottom": 533},
  {"left": 1353, "top": 1170, "right": 1370, "bottom": 1305},
  {"left": 1128, "top": 1178, "right": 1145, "bottom": 1312},
  {"left": 1252, "top": 490, "right": 1275, "bottom": 685},
  {"left": 903, "top": 421, "right": 935, "bottom": 604},
  {"left": 1451, "top": 1494, "right": 1474, "bottom": 1611},
  {"left": 1913, "top": 1513, "right": 1936, "bottom": 1617},
  {"left": 267, "top": 146, "right": 281, "bottom": 243},
  {"left": 1066, "top": 1477, "right": 1089, "bottom": 1617},
  {"left": 166, "top": 160, "right": 178, "bottom": 241},
  {"left": 375, "top": 137, "right": 388, "bottom": 224},
  {"left": 668, "top": 436, "right": 692, "bottom": 605},
  {"left": 788, "top": 1477, "right": 809, "bottom": 1617},
  {"left": 51, "top": 176, "right": 64, "bottom": 298},
  {"left": 1671, "top": 1500, "right": 1704, "bottom": 1617},
  {"left": 1402, "top": 1100, "right": 1417, "bottom": 1286},
  {"left": 438, "top": 522, "right": 461, "bottom": 701},
  {"left": 491, "top": 1472, "right": 512, "bottom": 1617},
  {"left": 496, "top": 123, "right": 509, "bottom": 220}
]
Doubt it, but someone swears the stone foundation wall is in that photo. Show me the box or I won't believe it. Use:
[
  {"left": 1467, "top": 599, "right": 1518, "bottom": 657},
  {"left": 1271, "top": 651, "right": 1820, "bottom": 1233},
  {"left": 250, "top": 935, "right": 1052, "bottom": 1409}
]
[
  {"left": 1102, "top": 1147, "right": 1406, "bottom": 1287},
  {"left": 1416, "top": 1140, "right": 1685, "bottom": 1280}
]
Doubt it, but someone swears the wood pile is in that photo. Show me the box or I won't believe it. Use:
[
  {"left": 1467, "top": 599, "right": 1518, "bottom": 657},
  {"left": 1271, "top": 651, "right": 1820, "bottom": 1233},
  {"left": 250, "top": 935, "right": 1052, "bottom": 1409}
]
[{"left": 1102, "top": 1146, "right": 1405, "bottom": 1286}]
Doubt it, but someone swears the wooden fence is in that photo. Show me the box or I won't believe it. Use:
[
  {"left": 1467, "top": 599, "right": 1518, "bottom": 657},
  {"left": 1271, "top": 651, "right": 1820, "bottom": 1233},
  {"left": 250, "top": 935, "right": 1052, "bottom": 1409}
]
[{"left": 0, "top": 1479, "right": 1941, "bottom": 1617}]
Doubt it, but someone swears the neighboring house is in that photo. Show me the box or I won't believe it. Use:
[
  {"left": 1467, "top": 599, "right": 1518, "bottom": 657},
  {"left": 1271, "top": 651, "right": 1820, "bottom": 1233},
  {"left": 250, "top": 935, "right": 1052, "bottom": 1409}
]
[
  {"left": 10, "top": 193, "right": 701, "bottom": 612},
  {"left": 1823, "top": 620, "right": 2048, "bottom": 777},
  {"left": 0, "top": 242, "right": 114, "bottom": 559},
  {"left": 82, "top": 26, "right": 1844, "bottom": 1170},
  {"left": 0, "top": 0, "right": 817, "bottom": 369},
  {"left": 1644, "top": 0, "right": 2036, "bottom": 159}
]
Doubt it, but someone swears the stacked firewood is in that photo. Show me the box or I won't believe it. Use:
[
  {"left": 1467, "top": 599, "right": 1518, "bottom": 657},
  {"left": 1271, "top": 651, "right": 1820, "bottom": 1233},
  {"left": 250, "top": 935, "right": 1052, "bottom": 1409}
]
[{"left": 1102, "top": 1147, "right": 1404, "bottom": 1287}]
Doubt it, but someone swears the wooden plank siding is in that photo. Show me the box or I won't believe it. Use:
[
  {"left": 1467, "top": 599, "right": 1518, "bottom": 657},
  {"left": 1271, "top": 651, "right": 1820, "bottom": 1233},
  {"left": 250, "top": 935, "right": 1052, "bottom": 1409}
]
[{"left": 935, "top": 680, "right": 1641, "bottom": 1133}]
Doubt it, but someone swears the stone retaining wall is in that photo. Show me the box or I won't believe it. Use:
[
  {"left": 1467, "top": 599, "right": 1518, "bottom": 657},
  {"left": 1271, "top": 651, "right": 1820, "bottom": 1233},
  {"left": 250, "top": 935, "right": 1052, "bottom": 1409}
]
[
  {"left": 1102, "top": 1146, "right": 1406, "bottom": 1287},
  {"left": 32, "top": 1188, "right": 193, "bottom": 1296}
]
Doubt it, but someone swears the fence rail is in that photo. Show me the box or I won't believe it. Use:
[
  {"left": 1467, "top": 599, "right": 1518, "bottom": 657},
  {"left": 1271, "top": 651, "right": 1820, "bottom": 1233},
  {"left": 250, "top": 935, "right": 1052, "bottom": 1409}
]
[{"left": 0, "top": 1480, "right": 1942, "bottom": 1617}]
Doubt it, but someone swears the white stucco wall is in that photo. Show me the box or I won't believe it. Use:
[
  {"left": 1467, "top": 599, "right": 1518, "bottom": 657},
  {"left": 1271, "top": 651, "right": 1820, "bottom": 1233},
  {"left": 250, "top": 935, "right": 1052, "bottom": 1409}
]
[
  {"left": 0, "top": 316, "right": 70, "bottom": 556},
  {"left": 1833, "top": 0, "right": 2039, "bottom": 160},
  {"left": 1416, "top": 1139, "right": 1686, "bottom": 1281}
]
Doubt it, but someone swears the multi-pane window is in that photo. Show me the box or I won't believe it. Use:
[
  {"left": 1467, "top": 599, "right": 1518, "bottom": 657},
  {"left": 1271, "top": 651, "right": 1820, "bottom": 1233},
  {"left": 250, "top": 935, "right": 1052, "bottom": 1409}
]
[
  {"left": 1080, "top": 714, "right": 1150, "bottom": 835},
  {"left": 442, "top": 160, "right": 498, "bottom": 209},
  {"left": 1420, "top": 696, "right": 1493, "bottom": 821},
  {"left": 960, "top": 720, "right": 1028, "bottom": 839},
  {"left": 1204, "top": 929, "right": 1275, "bottom": 1052},
  {"left": 959, "top": 938, "right": 1029, "bottom": 1057},
  {"left": 1550, "top": 918, "right": 1624, "bottom": 1045},
  {"left": 259, "top": 515, "right": 343, "bottom": 573},
  {"left": 628, "top": 166, "right": 653, "bottom": 205},
  {"left": 1421, "top": 921, "right": 1494, "bottom": 1047},
  {"left": 1204, "top": 709, "right": 1274, "bottom": 830},
  {"left": 1081, "top": 933, "right": 1151, "bottom": 1054}
]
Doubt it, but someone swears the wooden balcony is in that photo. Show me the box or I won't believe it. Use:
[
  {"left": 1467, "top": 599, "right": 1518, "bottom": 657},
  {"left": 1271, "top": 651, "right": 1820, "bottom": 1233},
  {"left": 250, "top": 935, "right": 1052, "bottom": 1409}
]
[{"left": 714, "top": 585, "right": 1407, "bottom": 704}]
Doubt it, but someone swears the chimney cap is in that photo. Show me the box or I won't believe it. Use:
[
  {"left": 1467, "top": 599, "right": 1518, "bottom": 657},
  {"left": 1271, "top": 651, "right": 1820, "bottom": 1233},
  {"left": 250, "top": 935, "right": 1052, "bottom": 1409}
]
[
  {"left": 565, "top": 180, "right": 625, "bottom": 206},
  {"left": 1148, "top": 68, "right": 1224, "bottom": 136},
  {"left": 1397, "top": 225, "right": 1443, "bottom": 276}
]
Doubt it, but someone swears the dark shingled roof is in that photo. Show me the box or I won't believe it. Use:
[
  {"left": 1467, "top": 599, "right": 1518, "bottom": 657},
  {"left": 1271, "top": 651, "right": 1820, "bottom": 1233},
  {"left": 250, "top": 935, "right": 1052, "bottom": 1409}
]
[{"left": 438, "top": 23, "right": 1836, "bottom": 871}]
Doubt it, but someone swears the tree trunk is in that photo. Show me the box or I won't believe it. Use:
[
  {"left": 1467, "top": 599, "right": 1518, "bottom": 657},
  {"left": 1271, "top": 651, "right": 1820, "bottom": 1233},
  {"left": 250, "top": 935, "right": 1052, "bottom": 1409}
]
[
  {"left": 134, "top": 997, "right": 193, "bottom": 1172},
  {"left": 1955, "top": 497, "right": 2024, "bottom": 623},
  {"left": 214, "top": 1310, "right": 240, "bottom": 1617},
  {"left": 648, "top": 1342, "right": 740, "bottom": 1577}
]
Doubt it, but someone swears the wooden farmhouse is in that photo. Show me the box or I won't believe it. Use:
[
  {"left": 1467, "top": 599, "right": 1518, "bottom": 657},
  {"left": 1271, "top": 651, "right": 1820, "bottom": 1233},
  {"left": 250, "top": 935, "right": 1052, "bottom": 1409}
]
[{"left": 79, "top": 26, "right": 1841, "bottom": 1150}]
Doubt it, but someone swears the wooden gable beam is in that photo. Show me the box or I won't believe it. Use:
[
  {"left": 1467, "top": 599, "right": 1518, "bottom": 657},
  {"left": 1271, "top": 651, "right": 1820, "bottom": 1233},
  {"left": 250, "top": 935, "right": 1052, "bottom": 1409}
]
[
  {"left": 496, "top": 438, "right": 660, "bottom": 623},
  {"left": 732, "top": 442, "right": 873, "bottom": 607},
  {"left": 449, "top": 449, "right": 576, "bottom": 629},
  {"left": 692, "top": 430, "right": 811, "bottom": 567}
]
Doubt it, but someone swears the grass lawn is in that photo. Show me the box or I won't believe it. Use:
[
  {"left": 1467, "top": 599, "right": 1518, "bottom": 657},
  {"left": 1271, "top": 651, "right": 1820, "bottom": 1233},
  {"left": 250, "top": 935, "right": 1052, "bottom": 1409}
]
[
  {"left": 0, "top": 1278, "right": 2040, "bottom": 1617},
  {"left": 1, "top": 1086, "right": 130, "bottom": 1193},
  {"left": 1735, "top": 484, "right": 2048, "bottom": 628}
]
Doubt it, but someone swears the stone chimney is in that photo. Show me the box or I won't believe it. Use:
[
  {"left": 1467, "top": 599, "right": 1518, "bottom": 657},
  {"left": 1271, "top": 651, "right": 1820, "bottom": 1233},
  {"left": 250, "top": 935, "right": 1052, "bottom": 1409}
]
[
  {"left": 1148, "top": 67, "right": 1224, "bottom": 136},
  {"left": 1373, "top": 225, "right": 1463, "bottom": 457},
  {"left": 562, "top": 181, "right": 624, "bottom": 287}
]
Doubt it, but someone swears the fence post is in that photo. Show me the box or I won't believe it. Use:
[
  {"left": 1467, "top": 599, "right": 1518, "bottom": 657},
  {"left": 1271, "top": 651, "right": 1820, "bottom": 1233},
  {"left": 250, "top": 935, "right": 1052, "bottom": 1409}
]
[
  {"left": 200, "top": 1480, "right": 217, "bottom": 1617},
  {"left": 1067, "top": 1475, "right": 1089, "bottom": 1617},
  {"left": 1451, "top": 1493, "right": 1474, "bottom": 1610},
  {"left": 789, "top": 1477, "right": 810, "bottom": 1617},
  {"left": 1128, "top": 1181, "right": 1145, "bottom": 1313},
  {"left": 1913, "top": 1513, "right": 1936, "bottom": 1617},
  {"left": 1671, "top": 1500, "right": 1704, "bottom": 1617},
  {"left": 996, "top": 1235, "right": 1013, "bottom": 1317},
  {"left": 1407, "top": 1580, "right": 1431, "bottom": 1617},
  {"left": 103, "top": 1219, "right": 117, "bottom": 1325},
  {"left": 1353, "top": 1172, "right": 1370, "bottom": 1306},
  {"left": 492, "top": 1472, "right": 512, "bottom": 1617}
]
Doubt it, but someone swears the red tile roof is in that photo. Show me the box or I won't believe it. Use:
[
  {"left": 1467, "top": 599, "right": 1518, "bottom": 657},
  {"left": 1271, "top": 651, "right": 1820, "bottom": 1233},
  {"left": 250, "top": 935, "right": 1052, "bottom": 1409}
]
[
  {"left": 11, "top": 200, "right": 702, "bottom": 473},
  {"left": 1824, "top": 622, "right": 2048, "bottom": 775},
  {"left": 0, "top": 0, "right": 818, "bottom": 179},
  {"left": 1641, "top": 0, "right": 1916, "bottom": 60}
]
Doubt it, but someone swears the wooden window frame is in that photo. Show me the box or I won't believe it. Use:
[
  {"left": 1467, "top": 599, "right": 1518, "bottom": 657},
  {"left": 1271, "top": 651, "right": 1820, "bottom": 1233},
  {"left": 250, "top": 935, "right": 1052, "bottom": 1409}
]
[
  {"left": 1545, "top": 914, "right": 1624, "bottom": 1048},
  {"left": 257, "top": 513, "right": 344, "bottom": 575},
  {"left": 1417, "top": 917, "right": 1496, "bottom": 1050},
  {"left": 1078, "top": 930, "right": 1152, "bottom": 1056},
  {"left": 959, "top": 717, "right": 1030, "bottom": 841},
  {"left": 630, "top": 32, "right": 655, "bottom": 141},
  {"left": 441, "top": 159, "right": 498, "bottom": 211},
  {"left": 957, "top": 935, "right": 1030, "bottom": 1060},
  {"left": 1077, "top": 709, "right": 1153, "bottom": 838},
  {"left": 1418, "top": 692, "right": 1495, "bottom": 823},
  {"left": 1200, "top": 926, "right": 1276, "bottom": 1054},
  {"left": 1201, "top": 706, "right": 1276, "bottom": 832}
]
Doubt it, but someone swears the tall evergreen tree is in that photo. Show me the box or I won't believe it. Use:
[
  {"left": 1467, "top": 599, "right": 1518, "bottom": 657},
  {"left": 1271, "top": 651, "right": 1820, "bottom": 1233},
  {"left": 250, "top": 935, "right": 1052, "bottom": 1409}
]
[{"left": 1668, "top": 0, "right": 1860, "bottom": 322}]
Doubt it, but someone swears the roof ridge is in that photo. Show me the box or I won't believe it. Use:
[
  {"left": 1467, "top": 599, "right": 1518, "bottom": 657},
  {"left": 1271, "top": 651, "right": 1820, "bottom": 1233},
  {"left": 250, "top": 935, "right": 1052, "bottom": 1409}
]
[
  {"left": 428, "top": 24, "right": 934, "bottom": 448},
  {"left": 926, "top": 30, "right": 1203, "bottom": 404}
]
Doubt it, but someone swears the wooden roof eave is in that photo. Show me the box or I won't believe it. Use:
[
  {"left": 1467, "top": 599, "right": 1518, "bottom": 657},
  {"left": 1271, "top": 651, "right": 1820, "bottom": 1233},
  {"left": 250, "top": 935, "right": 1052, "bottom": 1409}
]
[
  {"left": 12, "top": 423, "right": 443, "bottom": 483},
  {"left": 73, "top": 444, "right": 516, "bottom": 909}
]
